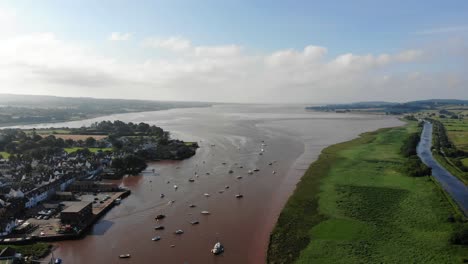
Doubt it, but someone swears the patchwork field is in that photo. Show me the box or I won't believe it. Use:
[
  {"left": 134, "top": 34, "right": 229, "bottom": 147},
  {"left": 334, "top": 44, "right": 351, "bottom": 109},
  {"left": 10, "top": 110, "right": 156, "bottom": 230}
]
[
  {"left": 48, "top": 134, "right": 108, "bottom": 141},
  {"left": 441, "top": 119, "right": 468, "bottom": 152},
  {"left": 64, "top": 147, "right": 112, "bottom": 154},
  {"left": 268, "top": 123, "right": 466, "bottom": 263}
]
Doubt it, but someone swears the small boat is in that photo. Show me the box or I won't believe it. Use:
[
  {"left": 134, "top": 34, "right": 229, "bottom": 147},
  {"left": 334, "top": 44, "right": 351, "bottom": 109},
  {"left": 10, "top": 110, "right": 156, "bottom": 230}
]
[
  {"left": 236, "top": 176, "right": 242, "bottom": 179},
  {"left": 170, "top": 245, "right": 175, "bottom": 248},
  {"left": 168, "top": 200, "right": 175, "bottom": 205},
  {"left": 225, "top": 185, "right": 230, "bottom": 189},
  {"left": 54, "top": 259, "right": 62, "bottom": 264},
  {"left": 175, "top": 229, "right": 184, "bottom": 234},
  {"left": 114, "top": 198, "right": 122, "bottom": 204},
  {"left": 259, "top": 152, "right": 263, "bottom": 155},
  {"left": 154, "top": 225, "right": 165, "bottom": 230},
  {"left": 253, "top": 168, "right": 260, "bottom": 172},
  {"left": 155, "top": 214, "right": 166, "bottom": 220},
  {"left": 222, "top": 162, "right": 227, "bottom": 165},
  {"left": 211, "top": 242, "right": 224, "bottom": 255},
  {"left": 247, "top": 170, "right": 253, "bottom": 174},
  {"left": 239, "top": 166, "right": 244, "bottom": 168},
  {"left": 190, "top": 220, "right": 199, "bottom": 225},
  {"left": 152, "top": 236, "right": 161, "bottom": 241},
  {"left": 174, "top": 185, "right": 178, "bottom": 189},
  {"left": 206, "top": 172, "right": 210, "bottom": 175},
  {"left": 189, "top": 204, "right": 196, "bottom": 208},
  {"left": 188, "top": 178, "right": 195, "bottom": 182},
  {"left": 204, "top": 193, "right": 210, "bottom": 197},
  {"left": 201, "top": 211, "right": 210, "bottom": 215},
  {"left": 228, "top": 170, "right": 234, "bottom": 174},
  {"left": 236, "top": 194, "right": 244, "bottom": 198},
  {"left": 160, "top": 194, "right": 165, "bottom": 198},
  {"left": 268, "top": 162, "right": 273, "bottom": 165},
  {"left": 119, "top": 254, "right": 131, "bottom": 259},
  {"left": 261, "top": 148, "right": 264, "bottom": 152},
  {"left": 272, "top": 171, "right": 276, "bottom": 174},
  {"left": 218, "top": 190, "right": 224, "bottom": 193}
]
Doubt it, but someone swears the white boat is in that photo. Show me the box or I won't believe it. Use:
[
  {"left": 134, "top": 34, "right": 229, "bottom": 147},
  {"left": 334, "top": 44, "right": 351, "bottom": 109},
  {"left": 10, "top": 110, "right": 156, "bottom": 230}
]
[
  {"left": 119, "top": 254, "right": 131, "bottom": 258},
  {"left": 175, "top": 229, "right": 184, "bottom": 234},
  {"left": 236, "top": 194, "right": 244, "bottom": 198},
  {"left": 114, "top": 198, "right": 122, "bottom": 204},
  {"left": 204, "top": 193, "right": 210, "bottom": 197},
  {"left": 152, "top": 236, "right": 161, "bottom": 241},
  {"left": 174, "top": 185, "right": 178, "bottom": 189},
  {"left": 247, "top": 170, "right": 253, "bottom": 174},
  {"left": 236, "top": 176, "right": 242, "bottom": 179},
  {"left": 211, "top": 242, "right": 224, "bottom": 255},
  {"left": 201, "top": 211, "right": 210, "bottom": 215},
  {"left": 272, "top": 171, "right": 276, "bottom": 174}
]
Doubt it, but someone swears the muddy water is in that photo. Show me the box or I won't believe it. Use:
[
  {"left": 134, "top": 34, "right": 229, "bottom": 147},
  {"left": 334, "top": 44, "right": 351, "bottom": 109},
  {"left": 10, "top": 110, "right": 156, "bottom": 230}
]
[{"left": 30, "top": 105, "right": 403, "bottom": 264}]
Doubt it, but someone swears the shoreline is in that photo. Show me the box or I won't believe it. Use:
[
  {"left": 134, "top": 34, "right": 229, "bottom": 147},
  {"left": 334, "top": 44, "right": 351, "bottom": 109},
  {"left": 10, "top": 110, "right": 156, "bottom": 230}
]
[
  {"left": 0, "top": 105, "right": 213, "bottom": 129},
  {"left": 268, "top": 122, "right": 465, "bottom": 263}
]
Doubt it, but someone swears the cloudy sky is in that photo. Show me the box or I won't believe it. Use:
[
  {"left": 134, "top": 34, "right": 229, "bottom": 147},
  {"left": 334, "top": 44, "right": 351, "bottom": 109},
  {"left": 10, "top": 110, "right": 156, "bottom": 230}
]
[{"left": 0, "top": 0, "right": 467, "bottom": 103}]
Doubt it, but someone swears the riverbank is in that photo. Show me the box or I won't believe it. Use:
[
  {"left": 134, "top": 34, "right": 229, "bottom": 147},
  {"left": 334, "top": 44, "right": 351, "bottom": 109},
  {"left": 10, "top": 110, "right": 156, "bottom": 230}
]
[{"left": 268, "top": 122, "right": 466, "bottom": 263}]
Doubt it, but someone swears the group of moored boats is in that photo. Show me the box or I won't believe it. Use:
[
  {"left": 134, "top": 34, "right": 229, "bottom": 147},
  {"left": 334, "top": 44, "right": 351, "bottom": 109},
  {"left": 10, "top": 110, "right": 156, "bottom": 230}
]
[{"left": 119, "top": 140, "right": 274, "bottom": 259}]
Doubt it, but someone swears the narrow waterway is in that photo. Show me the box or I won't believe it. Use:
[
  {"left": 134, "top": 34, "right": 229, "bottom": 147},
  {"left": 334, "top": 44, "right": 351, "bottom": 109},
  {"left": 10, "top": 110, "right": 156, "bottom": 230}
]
[
  {"left": 19, "top": 104, "right": 403, "bottom": 264},
  {"left": 417, "top": 121, "right": 468, "bottom": 216}
]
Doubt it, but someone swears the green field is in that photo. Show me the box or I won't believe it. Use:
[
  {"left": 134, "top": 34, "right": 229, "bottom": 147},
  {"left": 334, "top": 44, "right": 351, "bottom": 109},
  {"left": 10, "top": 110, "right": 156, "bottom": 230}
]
[
  {"left": 268, "top": 123, "right": 466, "bottom": 263},
  {"left": 64, "top": 147, "right": 112, "bottom": 154},
  {"left": 0, "top": 152, "right": 10, "bottom": 159},
  {"left": 462, "top": 158, "right": 468, "bottom": 167},
  {"left": 439, "top": 118, "right": 468, "bottom": 152}
]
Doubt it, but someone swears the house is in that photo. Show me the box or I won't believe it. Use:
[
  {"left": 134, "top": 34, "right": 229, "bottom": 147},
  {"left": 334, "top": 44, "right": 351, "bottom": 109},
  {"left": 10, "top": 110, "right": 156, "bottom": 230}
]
[{"left": 0, "top": 218, "right": 16, "bottom": 237}]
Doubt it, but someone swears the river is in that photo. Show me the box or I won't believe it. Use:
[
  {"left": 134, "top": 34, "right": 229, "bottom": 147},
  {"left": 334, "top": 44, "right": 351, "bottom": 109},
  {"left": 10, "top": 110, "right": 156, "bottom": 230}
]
[
  {"left": 21, "top": 104, "right": 403, "bottom": 264},
  {"left": 417, "top": 121, "right": 468, "bottom": 216}
]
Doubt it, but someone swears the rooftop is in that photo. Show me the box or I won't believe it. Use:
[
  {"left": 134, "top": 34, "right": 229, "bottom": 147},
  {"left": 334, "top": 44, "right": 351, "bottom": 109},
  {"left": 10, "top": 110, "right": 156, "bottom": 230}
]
[{"left": 61, "top": 201, "right": 92, "bottom": 213}]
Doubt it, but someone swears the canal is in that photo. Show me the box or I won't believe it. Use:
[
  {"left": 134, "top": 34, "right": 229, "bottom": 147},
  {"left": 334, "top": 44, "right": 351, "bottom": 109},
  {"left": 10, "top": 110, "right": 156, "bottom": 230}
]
[{"left": 417, "top": 121, "right": 468, "bottom": 216}]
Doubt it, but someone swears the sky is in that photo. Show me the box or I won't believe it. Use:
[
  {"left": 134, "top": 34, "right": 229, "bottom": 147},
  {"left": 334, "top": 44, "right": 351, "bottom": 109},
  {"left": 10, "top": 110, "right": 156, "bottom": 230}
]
[{"left": 0, "top": 0, "right": 467, "bottom": 103}]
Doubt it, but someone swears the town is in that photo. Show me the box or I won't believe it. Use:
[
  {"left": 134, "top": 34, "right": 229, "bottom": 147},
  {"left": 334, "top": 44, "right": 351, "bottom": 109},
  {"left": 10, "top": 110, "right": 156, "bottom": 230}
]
[{"left": 0, "top": 121, "right": 198, "bottom": 262}]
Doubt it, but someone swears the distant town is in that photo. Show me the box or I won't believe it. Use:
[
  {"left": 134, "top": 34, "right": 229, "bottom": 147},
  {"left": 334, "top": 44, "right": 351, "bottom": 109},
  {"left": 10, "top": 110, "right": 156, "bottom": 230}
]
[{"left": 0, "top": 121, "right": 198, "bottom": 261}]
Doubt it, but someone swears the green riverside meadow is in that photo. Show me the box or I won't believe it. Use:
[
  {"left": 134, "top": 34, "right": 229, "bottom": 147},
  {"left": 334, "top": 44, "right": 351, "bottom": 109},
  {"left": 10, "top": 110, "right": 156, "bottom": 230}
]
[{"left": 268, "top": 122, "right": 466, "bottom": 263}]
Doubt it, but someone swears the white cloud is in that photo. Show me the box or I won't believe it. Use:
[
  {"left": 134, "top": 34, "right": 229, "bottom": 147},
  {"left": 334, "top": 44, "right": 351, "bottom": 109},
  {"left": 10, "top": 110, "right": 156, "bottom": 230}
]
[
  {"left": 108, "top": 32, "right": 132, "bottom": 41},
  {"left": 0, "top": 33, "right": 465, "bottom": 103},
  {"left": 142, "top": 36, "right": 191, "bottom": 51}
]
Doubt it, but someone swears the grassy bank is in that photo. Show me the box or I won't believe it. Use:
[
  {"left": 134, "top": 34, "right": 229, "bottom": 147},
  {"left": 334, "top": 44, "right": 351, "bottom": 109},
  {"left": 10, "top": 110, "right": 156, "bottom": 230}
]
[
  {"left": 64, "top": 147, "right": 112, "bottom": 154},
  {"left": 0, "top": 243, "right": 51, "bottom": 259},
  {"left": 268, "top": 123, "right": 466, "bottom": 263}
]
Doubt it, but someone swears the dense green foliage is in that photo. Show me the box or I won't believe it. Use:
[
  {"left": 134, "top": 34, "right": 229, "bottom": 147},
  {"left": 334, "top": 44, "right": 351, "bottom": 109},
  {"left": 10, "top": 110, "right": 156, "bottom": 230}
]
[
  {"left": 0, "top": 243, "right": 51, "bottom": 258},
  {"left": 400, "top": 130, "right": 432, "bottom": 177},
  {"left": 450, "top": 224, "right": 468, "bottom": 245},
  {"left": 268, "top": 124, "right": 466, "bottom": 264},
  {"left": 112, "top": 154, "right": 147, "bottom": 175}
]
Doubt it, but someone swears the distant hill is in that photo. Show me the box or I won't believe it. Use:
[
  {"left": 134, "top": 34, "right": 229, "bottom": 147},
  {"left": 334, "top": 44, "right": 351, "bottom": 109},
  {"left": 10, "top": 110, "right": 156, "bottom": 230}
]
[
  {"left": 306, "top": 99, "right": 468, "bottom": 114},
  {"left": 0, "top": 94, "right": 211, "bottom": 126}
]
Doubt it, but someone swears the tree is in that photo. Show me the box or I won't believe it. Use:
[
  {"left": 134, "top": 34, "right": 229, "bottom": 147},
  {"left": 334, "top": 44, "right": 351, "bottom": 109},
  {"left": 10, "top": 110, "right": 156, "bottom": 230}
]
[{"left": 85, "top": 137, "right": 96, "bottom": 147}]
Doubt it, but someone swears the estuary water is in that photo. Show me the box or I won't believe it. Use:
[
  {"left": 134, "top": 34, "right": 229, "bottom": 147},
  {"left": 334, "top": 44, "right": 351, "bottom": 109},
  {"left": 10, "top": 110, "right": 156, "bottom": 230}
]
[{"left": 22, "top": 104, "right": 403, "bottom": 264}]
